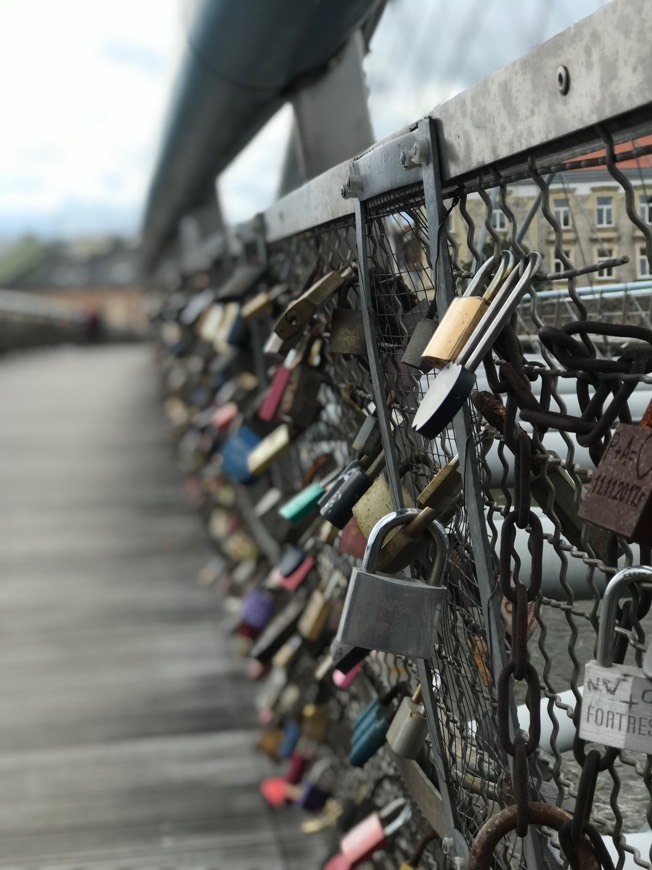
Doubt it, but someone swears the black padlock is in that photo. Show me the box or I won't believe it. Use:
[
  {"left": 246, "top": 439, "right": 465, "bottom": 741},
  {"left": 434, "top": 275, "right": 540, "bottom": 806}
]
[{"left": 318, "top": 453, "right": 385, "bottom": 530}]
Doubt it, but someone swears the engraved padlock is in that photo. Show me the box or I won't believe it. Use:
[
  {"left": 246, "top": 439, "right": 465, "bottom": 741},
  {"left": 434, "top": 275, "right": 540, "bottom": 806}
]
[
  {"left": 579, "top": 565, "right": 652, "bottom": 753},
  {"left": 413, "top": 251, "right": 542, "bottom": 439},
  {"left": 386, "top": 686, "right": 428, "bottom": 759},
  {"left": 579, "top": 398, "right": 652, "bottom": 546},
  {"left": 421, "top": 251, "right": 512, "bottom": 369},
  {"left": 332, "top": 509, "right": 448, "bottom": 660}
]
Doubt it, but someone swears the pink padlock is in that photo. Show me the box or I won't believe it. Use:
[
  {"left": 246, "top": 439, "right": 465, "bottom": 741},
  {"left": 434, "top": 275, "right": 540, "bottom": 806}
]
[
  {"left": 268, "top": 555, "right": 316, "bottom": 592},
  {"left": 340, "top": 798, "right": 411, "bottom": 867},
  {"left": 332, "top": 659, "right": 363, "bottom": 689}
]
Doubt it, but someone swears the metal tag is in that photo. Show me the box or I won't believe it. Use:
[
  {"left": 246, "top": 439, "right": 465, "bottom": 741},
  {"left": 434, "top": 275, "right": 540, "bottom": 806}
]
[
  {"left": 579, "top": 661, "right": 652, "bottom": 752},
  {"left": 578, "top": 423, "right": 652, "bottom": 545}
]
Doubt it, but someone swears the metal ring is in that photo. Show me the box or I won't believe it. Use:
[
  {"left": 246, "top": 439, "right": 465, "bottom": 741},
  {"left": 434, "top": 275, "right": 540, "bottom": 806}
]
[{"left": 468, "top": 803, "right": 600, "bottom": 870}]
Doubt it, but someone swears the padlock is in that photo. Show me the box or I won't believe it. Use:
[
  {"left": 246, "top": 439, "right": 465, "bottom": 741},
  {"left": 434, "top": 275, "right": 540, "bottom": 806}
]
[
  {"left": 258, "top": 335, "right": 309, "bottom": 422},
  {"left": 339, "top": 797, "right": 412, "bottom": 866},
  {"left": 351, "top": 413, "right": 380, "bottom": 456},
  {"left": 579, "top": 565, "right": 652, "bottom": 752},
  {"left": 293, "top": 757, "right": 335, "bottom": 812},
  {"left": 579, "top": 398, "right": 652, "bottom": 546},
  {"left": 386, "top": 686, "right": 428, "bottom": 759},
  {"left": 401, "top": 296, "right": 438, "bottom": 372},
  {"left": 413, "top": 251, "right": 541, "bottom": 439},
  {"left": 269, "top": 550, "right": 316, "bottom": 593},
  {"left": 298, "top": 589, "right": 331, "bottom": 641},
  {"left": 219, "top": 425, "right": 261, "bottom": 484},
  {"left": 349, "top": 686, "right": 403, "bottom": 767},
  {"left": 351, "top": 473, "right": 413, "bottom": 542},
  {"left": 247, "top": 424, "right": 292, "bottom": 476},
  {"left": 301, "top": 701, "right": 331, "bottom": 742},
  {"left": 256, "top": 726, "right": 284, "bottom": 762},
  {"left": 240, "top": 587, "right": 275, "bottom": 632},
  {"left": 273, "top": 267, "right": 354, "bottom": 340},
  {"left": 279, "top": 466, "right": 342, "bottom": 524},
  {"left": 272, "top": 633, "right": 304, "bottom": 670},
  {"left": 278, "top": 719, "right": 302, "bottom": 759},
  {"left": 333, "top": 659, "right": 364, "bottom": 689},
  {"left": 332, "top": 509, "right": 448, "bottom": 660},
  {"left": 179, "top": 288, "right": 215, "bottom": 326},
  {"left": 241, "top": 283, "right": 285, "bottom": 320},
  {"left": 319, "top": 452, "right": 386, "bottom": 530},
  {"left": 421, "top": 251, "right": 513, "bottom": 369},
  {"left": 259, "top": 749, "right": 312, "bottom": 807},
  {"left": 249, "top": 596, "right": 307, "bottom": 663},
  {"left": 278, "top": 364, "right": 323, "bottom": 430},
  {"left": 376, "top": 458, "right": 462, "bottom": 572},
  {"left": 328, "top": 308, "right": 367, "bottom": 356},
  {"left": 338, "top": 516, "right": 368, "bottom": 559}
]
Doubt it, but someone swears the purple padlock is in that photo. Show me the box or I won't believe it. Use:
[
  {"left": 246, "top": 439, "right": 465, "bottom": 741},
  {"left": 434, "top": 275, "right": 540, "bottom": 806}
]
[
  {"left": 293, "top": 757, "right": 334, "bottom": 813},
  {"left": 241, "top": 588, "right": 275, "bottom": 631}
]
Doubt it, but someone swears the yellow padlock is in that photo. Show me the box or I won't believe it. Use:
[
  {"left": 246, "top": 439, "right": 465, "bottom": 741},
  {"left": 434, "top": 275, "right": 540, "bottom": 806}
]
[{"left": 421, "top": 251, "right": 514, "bottom": 369}]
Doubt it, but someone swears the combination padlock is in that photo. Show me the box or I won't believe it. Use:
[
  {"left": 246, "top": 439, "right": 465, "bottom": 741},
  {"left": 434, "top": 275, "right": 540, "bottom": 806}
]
[
  {"left": 332, "top": 509, "right": 448, "bottom": 661},
  {"left": 579, "top": 398, "right": 652, "bottom": 546},
  {"left": 420, "top": 250, "right": 513, "bottom": 368},
  {"left": 413, "top": 251, "right": 541, "bottom": 439},
  {"left": 337, "top": 798, "right": 412, "bottom": 867},
  {"left": 386, "top": 685, "right": 428, "bottom": 759},
  {"left": 579, "top": 565, "right": 652, "bottom": 753}
]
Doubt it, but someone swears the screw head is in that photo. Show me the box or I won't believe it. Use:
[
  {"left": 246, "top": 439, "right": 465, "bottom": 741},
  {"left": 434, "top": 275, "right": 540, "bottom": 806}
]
[{"left": 557, "top": 65, "right": 570, "bottom": 95}]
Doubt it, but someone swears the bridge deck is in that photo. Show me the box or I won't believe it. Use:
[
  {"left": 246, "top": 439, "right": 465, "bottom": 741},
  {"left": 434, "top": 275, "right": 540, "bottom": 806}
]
[{"left": 0, "top": 345, "right": 324, "bottom": 869}]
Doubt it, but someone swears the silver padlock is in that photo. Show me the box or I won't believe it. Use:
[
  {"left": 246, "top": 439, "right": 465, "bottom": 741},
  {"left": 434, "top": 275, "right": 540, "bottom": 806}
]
[
  {"left": 579, "top": 565, "right": 652, "bottom": 753},
  {"left": 332, "top": 509, "right": 448, "bottom": 660},
  {"left": 386, "top": 686, "right": 428, "bottom": 759}
]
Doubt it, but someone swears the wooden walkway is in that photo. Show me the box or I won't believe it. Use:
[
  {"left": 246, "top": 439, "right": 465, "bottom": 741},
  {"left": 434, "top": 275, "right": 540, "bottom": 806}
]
[{"left": 0, "top": 345, "right": 325, "bottom": 869}]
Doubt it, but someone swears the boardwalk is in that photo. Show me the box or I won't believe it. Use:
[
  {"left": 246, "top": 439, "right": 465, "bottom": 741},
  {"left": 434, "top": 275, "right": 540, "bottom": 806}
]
[{"left": 0, "top": 345, "right": 324, "bottom": 869}]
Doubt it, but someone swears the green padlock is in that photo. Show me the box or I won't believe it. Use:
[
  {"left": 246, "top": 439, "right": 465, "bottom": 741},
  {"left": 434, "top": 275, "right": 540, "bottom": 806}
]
[{"left": 280, "top": 482, "right": 329, "bottom": 523}]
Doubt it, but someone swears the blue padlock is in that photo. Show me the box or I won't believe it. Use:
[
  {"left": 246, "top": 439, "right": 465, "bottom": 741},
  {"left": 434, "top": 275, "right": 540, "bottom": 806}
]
[
  {"left": 279, "top": 719, "right": 301, "bottom": 759},
  {"left": 348, "top": 686, "right": 403, "bottom": 768},
  {"left": 220, "top": 426, "right": 261, "bottom": 483}
]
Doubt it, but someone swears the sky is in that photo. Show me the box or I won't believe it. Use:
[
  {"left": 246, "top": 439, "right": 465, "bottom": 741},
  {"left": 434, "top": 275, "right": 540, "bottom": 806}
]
[{"left": 0, "top": 0, "right": 609, "bottom": 243}]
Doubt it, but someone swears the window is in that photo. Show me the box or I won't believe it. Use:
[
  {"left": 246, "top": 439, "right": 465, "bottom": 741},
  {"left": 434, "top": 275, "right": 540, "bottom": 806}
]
[
  {"left": 640, "top": 194, "right": 652, "bottom": 224},
  {"left": 553, "top": 250, "right": 571, "bottom": 277},
  {"left": 491, "top": 209, "right": 507, "bottom": 231},
  {"left": 597, "top": 246, "right": 614, "bottom": 279},
  {"left": 553, "top": 198, "right": 571, "bottom": 228},
  {"left": 639, "top": 246, "right": 651, "bottom": 278},
  {"left": 596, "top": 196, "right": 613, "bottom": 227}
]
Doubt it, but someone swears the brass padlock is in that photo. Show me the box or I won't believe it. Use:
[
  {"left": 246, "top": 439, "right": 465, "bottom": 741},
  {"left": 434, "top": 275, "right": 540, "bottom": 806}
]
[
  {"left": 298, "top": 589, "right": 331, "bottom": 642},
  {"left": 420, "top": 251, "right": 513, "bottom": 368},
  {"left": 301, "top": 701, "right": 331, "bottom": 742},
  {"left": 247, "top": 424, "right": 292, "bottom": 476},
  {"left": 274, "top": 267, "right": 354, "bottom": 340}
]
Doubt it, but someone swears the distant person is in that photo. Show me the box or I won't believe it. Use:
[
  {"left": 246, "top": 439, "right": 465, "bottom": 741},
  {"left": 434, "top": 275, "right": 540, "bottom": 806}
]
[{"left": 86, "top": 308, "right": 103, "bottom": 342}]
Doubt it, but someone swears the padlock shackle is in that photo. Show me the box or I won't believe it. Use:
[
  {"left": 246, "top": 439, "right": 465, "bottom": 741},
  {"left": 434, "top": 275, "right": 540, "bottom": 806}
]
[
  {"left": 363, "top": 509, "right": 449, "bottom": 584},
  {"left": 597, "top": 565, "right": 652, "bottom": 666},
  {"left": 461, "top": 251, "right": 542, "bottom": 372},
  {"left": 461, "top": 254, "right": 497, "bottom": 298},
  {"left": 380, "top": 797, "right": 412, "bottom": 836}
]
